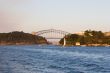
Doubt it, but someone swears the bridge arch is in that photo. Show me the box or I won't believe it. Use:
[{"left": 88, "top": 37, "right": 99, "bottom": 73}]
[
  {"left": 36, "top": 29, "right": 70, "bottom": 36},
  {"left": 33, "top": 29, "right": 71, "bottom": 44}
]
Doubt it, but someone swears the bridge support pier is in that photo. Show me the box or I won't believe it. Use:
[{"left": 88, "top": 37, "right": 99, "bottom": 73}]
[{"left": 63, "top": 38, "right": 66, "bottom": 46}]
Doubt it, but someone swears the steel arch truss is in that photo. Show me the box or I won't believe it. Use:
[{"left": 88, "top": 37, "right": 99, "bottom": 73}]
[{"left": 36, "top": 29, "right": 70, "bottom": 36}]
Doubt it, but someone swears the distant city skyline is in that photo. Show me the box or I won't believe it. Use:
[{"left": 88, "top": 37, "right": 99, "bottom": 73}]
[{"left": 0, "top": 0, "right": 110, "bottom": 33}]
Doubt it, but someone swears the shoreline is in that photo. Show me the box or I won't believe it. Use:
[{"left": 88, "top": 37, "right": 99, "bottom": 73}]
[
  {"left": 0, "top": 42, "right": 48, "bottom": 46},
  {"left": 0, "top": 43, "right": 110, "bottom": 47}
]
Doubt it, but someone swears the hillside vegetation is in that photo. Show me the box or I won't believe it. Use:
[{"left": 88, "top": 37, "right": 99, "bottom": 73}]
[
  {"left": 0, "top": 31, "right": 47, "bottom": 45},
  {"left": 60, "top": 30, "right": 110, "bottom": 46}
]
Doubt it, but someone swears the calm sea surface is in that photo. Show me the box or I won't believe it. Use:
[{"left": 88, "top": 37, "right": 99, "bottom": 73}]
[{"left": 0, "top": 45, "right": 110, "bottom": 73}]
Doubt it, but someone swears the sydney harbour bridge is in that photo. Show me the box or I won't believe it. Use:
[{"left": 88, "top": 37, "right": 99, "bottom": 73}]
[{"left": 32, "top": 29, "right": 71, "bottom": 45}]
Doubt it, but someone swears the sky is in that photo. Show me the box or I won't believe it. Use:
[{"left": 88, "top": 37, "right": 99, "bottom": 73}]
[{"left": 0, "top": 0, "right": 110, "bottom": 33}]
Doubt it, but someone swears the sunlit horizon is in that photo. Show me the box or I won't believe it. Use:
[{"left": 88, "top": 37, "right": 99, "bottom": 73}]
[{"left": 0, "top": 0, "right": 110, "bottom": 33}]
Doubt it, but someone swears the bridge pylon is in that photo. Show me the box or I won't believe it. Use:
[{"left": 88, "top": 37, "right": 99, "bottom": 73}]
[{"left": 63, "top": 38, "right": 66, "bottom": 46}]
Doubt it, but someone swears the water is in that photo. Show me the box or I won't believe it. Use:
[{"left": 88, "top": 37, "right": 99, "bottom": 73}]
[{"left": 0, "top": 45, "right": 110, "bottom": 73}]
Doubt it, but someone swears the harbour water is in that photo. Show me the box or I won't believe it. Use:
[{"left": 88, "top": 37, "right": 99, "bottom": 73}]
[{"left": 0, "top": 45, "right": 110, "bottom": 73}]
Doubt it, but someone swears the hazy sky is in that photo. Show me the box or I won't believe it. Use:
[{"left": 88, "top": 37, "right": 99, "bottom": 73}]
[{"left": 0, "top": 0, "right": 110, "bottom": 33}]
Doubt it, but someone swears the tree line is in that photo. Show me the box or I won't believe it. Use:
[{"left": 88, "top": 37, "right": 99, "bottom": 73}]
[
  {"left": 59, "top": 30, "right": 110, "bottom": 46},
  {"left": 0, "top": 31, "right": 47, "bottom": 45}
]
